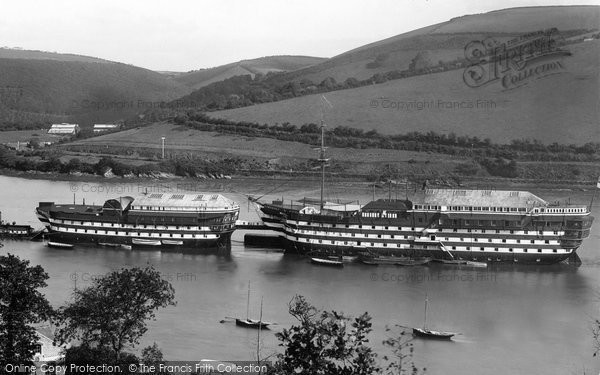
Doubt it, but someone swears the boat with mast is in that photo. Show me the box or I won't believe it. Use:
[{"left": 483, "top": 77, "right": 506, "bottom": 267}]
[
  {"left": 412, "top": 295, "right": 456, "bottom": 339},
  {"left": 235, "top": 281, "right": 271, "bottom": 329}
]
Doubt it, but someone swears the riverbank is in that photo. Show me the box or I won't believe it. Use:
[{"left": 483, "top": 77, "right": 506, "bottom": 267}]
[{"left": 1, "top": 168, "right": 596, "bottom": 207}]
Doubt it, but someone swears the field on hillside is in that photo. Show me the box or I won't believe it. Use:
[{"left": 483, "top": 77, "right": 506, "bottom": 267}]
[
  {"left": 67, "top": 123, "right": 478, "bottom": 175},
  {"left": 212, "top": 40, "right": 599, "bottom": 145},
  {"left": 0, "top": 129, "right": 55, "bottom": 143},
  {"left": 67, "top": 122, "right": 463, "bottom": 172}
]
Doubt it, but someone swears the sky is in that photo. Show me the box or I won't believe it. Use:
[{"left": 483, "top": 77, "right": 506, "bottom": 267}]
[{"left": 1, "top": 0, "right": 598, "bottom": 72}]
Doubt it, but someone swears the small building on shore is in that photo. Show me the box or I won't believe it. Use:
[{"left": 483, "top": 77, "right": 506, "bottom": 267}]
[
  {"left": 93, "top": 123, "right": 121, "bottom": 133},
  {"left": 33, "top": 327, "right": 66, "bottom": 362},
  {"left": 48, "top": 123, "right": 80, "bottom": 135}
]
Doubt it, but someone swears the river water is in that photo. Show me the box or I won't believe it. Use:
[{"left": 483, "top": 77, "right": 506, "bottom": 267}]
[{"left": 0, "top": 175, "right": 598, "bottom": 374}]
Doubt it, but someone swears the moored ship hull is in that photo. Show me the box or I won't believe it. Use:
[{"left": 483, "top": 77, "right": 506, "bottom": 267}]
[
  {"left": 257, "top": 189, "right": 594, "bottom": 265},
  {"left": 42, "top": 230, "right": 233, "bottom": 249},
  {"left": 280, "top": 237, "right": 572, "bottom": 265},
  {"left": 37, "top": 193, "right": 239, "bottom": 251}
]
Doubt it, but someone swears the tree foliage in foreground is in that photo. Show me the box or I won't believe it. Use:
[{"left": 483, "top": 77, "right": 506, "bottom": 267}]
[
  {"left": 593, "top": 318, "right": 600, "bottom": 357},
  {"left": 270, "top": 295, "right": 427, "bottom": 375},
  {"left": 55, "top": 266, "right": 176, "bottom": 362},
  {"left": 382, "top": 326, "right": 426, "bottom": 375},
  {"left": 0, "top": 254, "right": 54, "bottom": 366},
  {"left": 271, "top": 295, "right": 378, "bottom": 375}
]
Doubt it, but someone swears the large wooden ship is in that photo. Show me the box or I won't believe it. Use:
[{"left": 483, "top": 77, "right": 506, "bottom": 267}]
[
  {"left": 36, "top": 193, "right": 239, "bottom": 249},
  {"left": 258, "top": 189, "right": 593, "bottom": 264},
  {"left": 255, "top": 125, "right": 594, "bottom": 265}
]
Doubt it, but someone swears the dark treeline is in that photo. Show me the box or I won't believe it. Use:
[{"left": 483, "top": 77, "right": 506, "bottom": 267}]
[
  {"left": 178, "top": 112, "right": 600, "bottom": 162},
  {"left": 0, "top": 146, "right": 247, "bottom": 178},
  {"left": 169, "top": 61, "right": 463, "bottom": 113}
]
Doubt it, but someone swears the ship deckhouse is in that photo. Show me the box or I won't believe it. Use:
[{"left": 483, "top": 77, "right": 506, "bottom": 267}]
[{"left": 413, "top": 189, "right": 546, "bottom": 213}]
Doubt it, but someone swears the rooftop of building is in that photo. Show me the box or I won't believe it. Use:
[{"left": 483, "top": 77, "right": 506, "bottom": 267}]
[{"left": 50, "top": 123, "right": 79, "bottom": 127}]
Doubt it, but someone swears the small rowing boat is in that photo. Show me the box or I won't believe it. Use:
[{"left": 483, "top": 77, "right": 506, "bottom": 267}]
[
  {"left": 47, "top": 241, "right": 74, "bottom": 249},
  {"left": 98, "top": 242, "right": 120, "bottom": 247},
  {"left": 311, "top": 257, "right": 344, "bottom": 267},
  {"left": 162, "top": 239, "right": 184, "bottom": 246},
  {"left": 132, "top": 238, "right": 162, "bottom": 246}
]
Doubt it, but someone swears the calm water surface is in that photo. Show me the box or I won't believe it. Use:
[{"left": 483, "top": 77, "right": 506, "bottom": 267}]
[{"left": 0, "top": 176, "right": 599, "bottom": 374}]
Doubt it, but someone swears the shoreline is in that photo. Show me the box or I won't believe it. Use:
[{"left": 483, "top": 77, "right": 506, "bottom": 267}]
[
  {"left": 0, "top": 168, "right": 596, "bottom": 191},
  {"left": 0, "top": 170, "right": 597, "bottom": 208}
]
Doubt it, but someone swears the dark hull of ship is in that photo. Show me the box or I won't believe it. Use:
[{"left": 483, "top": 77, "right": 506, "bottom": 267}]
[
  {"left": 43, "top": 230, "right": 233, "bottom": 250},
  {"left": 280, "top": 238, "right": 571, "bottom": 265},
  {"left": 259, "top": 202, "right": 592, "bottom": 266}
]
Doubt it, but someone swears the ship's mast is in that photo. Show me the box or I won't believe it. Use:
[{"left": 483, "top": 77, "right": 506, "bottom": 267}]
[
  {"left": 318, "top": 122, "right": 327, "bottom": 211},
  {"left": 423, "top": 294, "right": 429, "bottom": 330},
  {"left": 246, "top": 280, "right": 251, "bottom": 321},
  {"left": 317, "top": 95, "right": 332, "bottom": 212}
]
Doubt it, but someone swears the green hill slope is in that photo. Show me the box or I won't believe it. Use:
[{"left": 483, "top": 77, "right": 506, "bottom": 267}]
[
  {"left": 0, "top": 48, "right": 113, "bottom": 63},
  {"left": 274, "top": 5, "right": 599, "bottom": 83},
  {"left": 211, "top": 39, "right": 599, "bottom": 145},
  {"left": 0, "top": 49, "right": 192, "bottom": 128},
  {"left": 173, "top": 55, "right": 326, "bottom": 90}
]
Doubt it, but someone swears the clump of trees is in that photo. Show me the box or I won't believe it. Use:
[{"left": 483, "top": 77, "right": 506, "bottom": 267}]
[
  {"left": 478, "top": 158, "right": 518, "bottom": 178},
  {"left": 0, "top": 254, "right": 55, "bottom": 367},
  {"left": 0, "top": 254, "right": 175, "bottom": 370},
  {"left": 408, "top": 51, "right": 433, "bottom": 72},
  {"left": 454, "top": 162, "right": 481, "bottom": 176},
  {"left": 270, "top": 295, "right": 425, "bottom": 375},
  {"left": 272, "top": 295, "right": 379, "bottom": 374},
  {"left": 54, "top": 266, "right": 176, "bottom": 363}
]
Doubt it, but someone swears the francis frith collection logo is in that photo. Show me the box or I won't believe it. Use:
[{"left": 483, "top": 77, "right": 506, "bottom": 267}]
[{"left": 463, "top": 28, "right": 571, "bottom": 90}]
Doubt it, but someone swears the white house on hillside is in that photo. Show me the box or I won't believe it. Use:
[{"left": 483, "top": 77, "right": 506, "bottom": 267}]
[
  {"left": 93, "top": 123, "right": 121, "bottom": 133},
  {"left": 48, "top": 123, "right": 80, "bottom": 135}
]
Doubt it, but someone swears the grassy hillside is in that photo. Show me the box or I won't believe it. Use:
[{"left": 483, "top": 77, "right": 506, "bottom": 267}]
[
  {"left": 211, "top": 39, "right": 599, "bottom": 145},
  {"left": 431, "top": 6, "right": 600, "bottom": 34},
  {"left": 273, "top": 6, "right": 599, "bottom": 83},
  {"left": 0, "top": 49, "right": 192, "bottom": 129},
  {"left": 173, "top": 55, "right": 326, "bottom": 90},
  {"left": 0, "top": 48, "right": 113, "bottom": 64}
]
